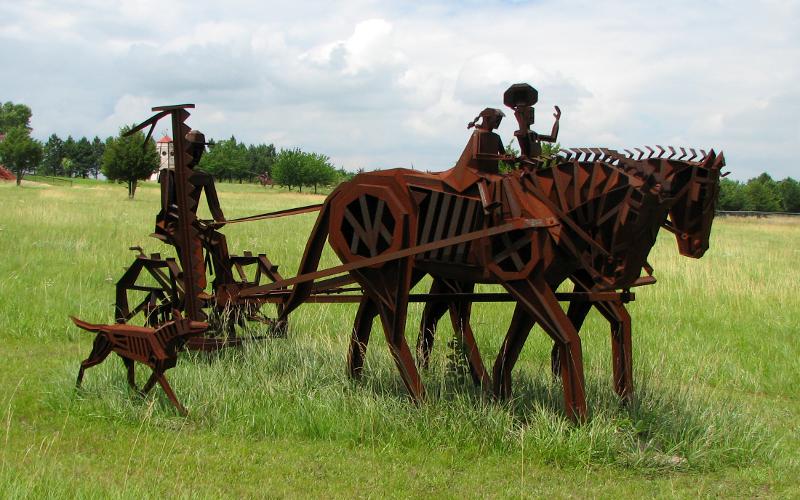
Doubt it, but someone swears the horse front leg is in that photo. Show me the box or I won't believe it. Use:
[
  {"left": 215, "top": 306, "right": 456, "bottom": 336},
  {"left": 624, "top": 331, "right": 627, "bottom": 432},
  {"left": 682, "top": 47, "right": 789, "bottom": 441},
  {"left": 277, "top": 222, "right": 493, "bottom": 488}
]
[
  {"left": 595, "top": 300, "right": 633, "bottom": 402},
  {"left": 447, "top": 287, "right": 491, "bottom": 389},
  {"left": 497, "top": 275, "right": 588, "bottom": 422}
]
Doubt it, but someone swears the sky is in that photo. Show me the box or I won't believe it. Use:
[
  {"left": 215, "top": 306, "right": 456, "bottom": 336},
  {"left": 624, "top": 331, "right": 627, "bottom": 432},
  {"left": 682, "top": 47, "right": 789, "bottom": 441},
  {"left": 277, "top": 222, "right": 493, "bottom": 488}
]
[{"left": 1, "top": 0, "right": 798, "bottom": 180}]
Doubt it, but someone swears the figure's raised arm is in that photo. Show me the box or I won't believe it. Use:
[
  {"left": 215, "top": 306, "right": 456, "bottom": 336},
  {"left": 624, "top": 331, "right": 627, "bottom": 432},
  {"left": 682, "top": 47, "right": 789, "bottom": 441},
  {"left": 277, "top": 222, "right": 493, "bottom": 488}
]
[{"left": 538, "top": 105, "right": 561, "bottom": 143}]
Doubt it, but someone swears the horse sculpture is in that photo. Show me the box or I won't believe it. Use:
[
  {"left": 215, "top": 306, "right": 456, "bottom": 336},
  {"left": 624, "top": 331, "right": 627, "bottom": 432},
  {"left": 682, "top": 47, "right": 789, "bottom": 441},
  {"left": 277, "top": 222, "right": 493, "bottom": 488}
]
[{"left": 417, "top": 148, "right": 724, "bottom": 403}]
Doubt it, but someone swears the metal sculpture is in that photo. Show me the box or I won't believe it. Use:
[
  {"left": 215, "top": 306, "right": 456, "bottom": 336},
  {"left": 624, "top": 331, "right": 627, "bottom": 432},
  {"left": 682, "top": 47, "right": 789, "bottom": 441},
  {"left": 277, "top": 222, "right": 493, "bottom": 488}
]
[
  {"left": 71, "top": 83, "right": 723, "bottom": 420},
  {"left": 72, "top": 316, "right": 207, "bottom": 415},
  {"left": 418, "top": 148, "right": 724, "bottom": 403}
]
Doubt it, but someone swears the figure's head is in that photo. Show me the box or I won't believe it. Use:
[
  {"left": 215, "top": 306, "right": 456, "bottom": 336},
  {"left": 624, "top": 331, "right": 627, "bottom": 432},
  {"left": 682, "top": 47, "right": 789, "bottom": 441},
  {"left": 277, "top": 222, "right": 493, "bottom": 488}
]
[
  {"left": 468, "top": 108, "right": 505, "bottom": 131},
  {"left": 185, "top": 129, "right": 207, "bottom": 164},
  {"left": 503, "top": 83, "right": 538, "bottom": 126}
]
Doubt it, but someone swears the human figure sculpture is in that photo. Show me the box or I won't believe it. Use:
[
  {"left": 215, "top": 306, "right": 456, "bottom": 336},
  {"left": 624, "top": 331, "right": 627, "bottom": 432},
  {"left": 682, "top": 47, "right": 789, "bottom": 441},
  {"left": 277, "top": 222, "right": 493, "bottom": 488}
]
[
  {"left": 503, "top": 83, "right": 560, "bottom": 160},
  {"left": 153, "top": 130, "right": 234, "bottom": 290},
  {"left": 443, "top": 108, "right": 514, "bottom": 193}
]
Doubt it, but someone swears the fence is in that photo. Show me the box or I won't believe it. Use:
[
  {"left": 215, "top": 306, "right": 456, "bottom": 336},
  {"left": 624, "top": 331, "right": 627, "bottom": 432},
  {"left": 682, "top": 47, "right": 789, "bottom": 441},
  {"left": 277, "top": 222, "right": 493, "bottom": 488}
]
[
  {"left": 26, "top": 175, "right": 74, "bottom": 187},
  {"left": 717, "top": 211, "right": 800, "bottom": 218}
]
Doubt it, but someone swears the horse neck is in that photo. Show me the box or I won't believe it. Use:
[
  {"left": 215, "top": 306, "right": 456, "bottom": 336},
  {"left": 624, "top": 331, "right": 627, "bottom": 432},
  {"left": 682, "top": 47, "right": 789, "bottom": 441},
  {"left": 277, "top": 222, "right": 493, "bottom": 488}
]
[
  {"left": 524, "top": 158, "right": 668, "bottom": 289},
  {"left": 523, "top": 159, "right": 652, "bottom": 246}
]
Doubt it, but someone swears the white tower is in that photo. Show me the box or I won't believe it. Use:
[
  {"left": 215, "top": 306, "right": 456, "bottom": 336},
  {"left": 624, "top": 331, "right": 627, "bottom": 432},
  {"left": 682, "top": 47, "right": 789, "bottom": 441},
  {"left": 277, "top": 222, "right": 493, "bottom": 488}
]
[
  {"left": 150, "top": 134, "right": 174, "bottom": 181},
  {"left": 156, "top": 134, "right": 174, "bottom": 170}
]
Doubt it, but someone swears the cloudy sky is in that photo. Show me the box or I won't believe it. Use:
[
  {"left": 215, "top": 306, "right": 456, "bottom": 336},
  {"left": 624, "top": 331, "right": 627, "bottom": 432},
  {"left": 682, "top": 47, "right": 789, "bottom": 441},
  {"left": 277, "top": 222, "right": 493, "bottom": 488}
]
[{"left": 1, "top": 0, "right": 798, "bottom": 180}]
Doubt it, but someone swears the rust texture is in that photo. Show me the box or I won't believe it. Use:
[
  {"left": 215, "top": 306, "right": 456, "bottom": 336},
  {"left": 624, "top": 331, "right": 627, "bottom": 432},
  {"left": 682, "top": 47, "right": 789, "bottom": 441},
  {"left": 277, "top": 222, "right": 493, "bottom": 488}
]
[{"left": 72, "top": 84, "right": 723, "bottom": 420}]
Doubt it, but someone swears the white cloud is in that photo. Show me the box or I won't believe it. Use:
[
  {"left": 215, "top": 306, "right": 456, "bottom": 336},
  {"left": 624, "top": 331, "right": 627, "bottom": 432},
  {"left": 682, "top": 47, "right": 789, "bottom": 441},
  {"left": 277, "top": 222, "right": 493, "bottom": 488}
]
[{"left": 0, "top": 0, "right": 798, "bottom": 179}]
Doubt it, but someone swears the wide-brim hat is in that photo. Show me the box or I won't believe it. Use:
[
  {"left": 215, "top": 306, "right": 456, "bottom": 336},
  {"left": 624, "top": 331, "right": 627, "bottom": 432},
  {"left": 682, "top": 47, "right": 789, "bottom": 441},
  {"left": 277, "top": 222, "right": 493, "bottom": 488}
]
[{"left": 185, "top": 129, "right": 210, "bottom": 145}]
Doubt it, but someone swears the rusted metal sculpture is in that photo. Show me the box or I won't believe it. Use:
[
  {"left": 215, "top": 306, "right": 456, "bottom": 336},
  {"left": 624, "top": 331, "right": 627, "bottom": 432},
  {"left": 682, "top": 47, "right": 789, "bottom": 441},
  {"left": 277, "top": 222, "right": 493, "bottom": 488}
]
[
  {"left": 72, "top": 316, "right": 207, "bottom": 415},
  {"left": 72, "top": 83, "right": 723, "bottom": 420}
]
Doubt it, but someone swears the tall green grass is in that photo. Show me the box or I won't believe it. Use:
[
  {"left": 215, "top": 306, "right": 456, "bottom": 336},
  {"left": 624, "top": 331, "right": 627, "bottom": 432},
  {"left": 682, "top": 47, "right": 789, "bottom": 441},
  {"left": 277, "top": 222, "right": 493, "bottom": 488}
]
[{"left": 1, "top": 180, "right": 797, "bottom": 496}]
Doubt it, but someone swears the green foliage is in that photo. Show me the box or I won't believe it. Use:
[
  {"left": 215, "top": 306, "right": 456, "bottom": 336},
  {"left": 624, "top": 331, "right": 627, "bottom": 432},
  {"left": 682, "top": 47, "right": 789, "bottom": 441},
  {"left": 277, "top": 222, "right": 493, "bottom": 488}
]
[
  {"left": 777, "top": 177, "right": 800, "bottom": 212},
  {"left": 498, "top": 140, "right": 519, "bottom": 173},
  {"left": 0, "top": 126, "right": 42, "bottom": 185},
  {"left": 0, "top": 101, "right": 32, "bottom": 133},
  {"left": 743, "top": 173, "right": 781, "bottom": 212},
  {"left": 272, "top": 148, "right": 339, "bottom": 193},
  {"left": 41, "top": 134, "right": 64, "bottom": 176},
  {"left": 304, "top": 152, "right": 337, "bottom": 193},
  {"left": 541, "top": 141, "right": 561, "bottom": 157},
  {"left": 499, "top": 140, "right": 560, "bottom": 173},
  {"left": 101, "top": 125, "right": 159, "bottom": 198},
  {"left": 272, "top": 148, "right": 305, "bottom": 190},
  {"left": 69, "top": 136, "right": 95, "bottom": 178},
  {"left": 90, "top": 136, "right": 105, "bottom": 179},
  {"left": 718, "top": 178, "right": 747, "bottom": 211},
  {"left": 60, "top": 157, "right": 74, "bottom": 177},
  {"left": 199, "top": 135, "right": 250, "bottom": 181},
  {"left": 248, "top": 143, "right": 276, "bottom": 179}
]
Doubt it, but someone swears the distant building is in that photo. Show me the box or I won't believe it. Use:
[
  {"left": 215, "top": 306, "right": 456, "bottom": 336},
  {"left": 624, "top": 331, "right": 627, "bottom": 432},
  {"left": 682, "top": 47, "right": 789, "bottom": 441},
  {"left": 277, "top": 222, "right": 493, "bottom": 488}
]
[{"left": 149, "top": 135, "right": 173, "bottom": 181}]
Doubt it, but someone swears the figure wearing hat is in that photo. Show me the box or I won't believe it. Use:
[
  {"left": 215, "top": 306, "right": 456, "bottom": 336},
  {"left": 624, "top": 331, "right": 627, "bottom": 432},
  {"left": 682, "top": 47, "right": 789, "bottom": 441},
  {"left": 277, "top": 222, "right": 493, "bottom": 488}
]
[
  {"left": 153, "top": 129, "right": 234, "bottom": 289},
  {"left": 503, "top": 83, "right": 560, "bottom": 161}
]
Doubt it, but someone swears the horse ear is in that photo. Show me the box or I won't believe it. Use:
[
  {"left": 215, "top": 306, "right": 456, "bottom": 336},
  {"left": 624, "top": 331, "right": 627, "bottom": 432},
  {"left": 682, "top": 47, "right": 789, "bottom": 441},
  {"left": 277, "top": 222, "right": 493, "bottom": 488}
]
[{"left": 713, "top": 151, "right": 726, "bottom": 171}]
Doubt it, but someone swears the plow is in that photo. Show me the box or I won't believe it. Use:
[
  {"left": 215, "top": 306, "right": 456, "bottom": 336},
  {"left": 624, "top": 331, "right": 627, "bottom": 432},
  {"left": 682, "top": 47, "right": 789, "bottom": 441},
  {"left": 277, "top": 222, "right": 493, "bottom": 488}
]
[{"left": 72, "top": 83, "right": 724, "bottom": 421}]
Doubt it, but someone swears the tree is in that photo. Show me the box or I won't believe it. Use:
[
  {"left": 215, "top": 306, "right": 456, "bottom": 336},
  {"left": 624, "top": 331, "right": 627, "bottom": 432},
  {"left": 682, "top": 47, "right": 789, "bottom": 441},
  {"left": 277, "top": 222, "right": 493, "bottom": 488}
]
[
  {"left": 718, "top": 178, "right": 747, "bottom": 211},
  {"left": 41, "top": 134, "right": 64, "bottom": 176},
  {"left": 0, "top": 126, "right": 43, "bottom": 186},
  {"left": 775, "top": 177, "right": 800, "bottom": 213},
  {"left": 102, "top": 125, "right": 159, "bottom": 198},
  {"left": 71, "top": 136, "right": 95, "bottom": 178},
  {"left": 0, "top": 102, "right": 32, "bottom": 133},
  {"left": 272, "top": 148, "right": 305, "bottom": 190},
  {"left": 63, "top": 136, "right": 76, "bottom": 176},
  {"left": 744, "top": 173, "right": 781, "bottom": 212},
  {"left": 198, "top": 135, "right": 249, "bottom": 182},
  {"left": 303, "top": 153, "right": 337, "bottom": 193},
  {"left": 248, "top": 143, "right": 276, "bottom": 181},
  {"left": 90, "top": 136, "right": 105, "bottom": 179},
  {"left": 61, "top": 157, "right": 74, "bottom": 178}
]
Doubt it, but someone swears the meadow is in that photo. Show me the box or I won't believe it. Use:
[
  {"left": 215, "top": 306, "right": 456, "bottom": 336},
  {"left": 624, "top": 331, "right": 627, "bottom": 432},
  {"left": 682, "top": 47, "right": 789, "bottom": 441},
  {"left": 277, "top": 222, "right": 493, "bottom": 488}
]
[{"left": 0, "top": 179, "right": 798, "bottom": 497}]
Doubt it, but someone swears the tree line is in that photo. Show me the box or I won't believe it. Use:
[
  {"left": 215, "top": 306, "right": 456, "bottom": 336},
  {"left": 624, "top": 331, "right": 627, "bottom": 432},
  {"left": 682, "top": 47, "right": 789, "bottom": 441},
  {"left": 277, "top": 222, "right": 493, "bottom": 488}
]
[
  {"left": 198, "top": 136, "right": 351, "bottom": 193},
  {"left": 0, "top": 101, "right": 350, "bottom": 196},
  {"left": 718, "top": 174, "right": 800, "bottom": 213}
]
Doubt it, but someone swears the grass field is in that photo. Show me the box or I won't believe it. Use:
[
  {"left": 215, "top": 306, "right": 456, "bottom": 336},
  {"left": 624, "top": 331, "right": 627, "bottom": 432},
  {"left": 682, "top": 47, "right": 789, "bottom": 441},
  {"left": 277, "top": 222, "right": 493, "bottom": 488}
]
[{"left": 1, "top": 179, "right": 798, "bottom": 497}]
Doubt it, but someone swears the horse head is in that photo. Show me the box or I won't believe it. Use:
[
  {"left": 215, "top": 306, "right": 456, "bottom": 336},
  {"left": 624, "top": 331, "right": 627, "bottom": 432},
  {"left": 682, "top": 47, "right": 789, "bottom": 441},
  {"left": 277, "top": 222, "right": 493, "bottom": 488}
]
[{"left": 661, "top": 150, "right": 724, "bottom": 258}]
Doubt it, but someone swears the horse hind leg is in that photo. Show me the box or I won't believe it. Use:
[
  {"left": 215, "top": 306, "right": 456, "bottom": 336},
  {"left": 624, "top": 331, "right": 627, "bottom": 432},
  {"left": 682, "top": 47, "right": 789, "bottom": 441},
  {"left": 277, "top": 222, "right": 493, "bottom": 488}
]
[
  {"left": 492, "top": 304, "right": 535, "bottom": 400},
  {"left": 348, "top": 297, "right": 379, "bottom": 379},
  {"left": 379, "top": 302, "right": 425, "bottom": 403},
  {"left": 76, "top": 334, "right": 113, "bottom": 388},
  {"left": 416, "top": 278, "right": 451, "bottom": 369}
]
